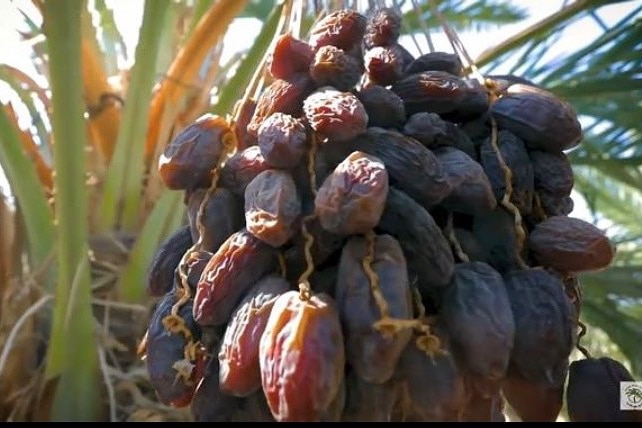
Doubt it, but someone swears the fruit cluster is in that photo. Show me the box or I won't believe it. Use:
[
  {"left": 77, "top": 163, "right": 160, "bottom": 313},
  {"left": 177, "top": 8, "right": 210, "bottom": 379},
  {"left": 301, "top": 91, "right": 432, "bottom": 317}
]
[{"left": 140, "top": 7, "right": 639, "bottom": 422}]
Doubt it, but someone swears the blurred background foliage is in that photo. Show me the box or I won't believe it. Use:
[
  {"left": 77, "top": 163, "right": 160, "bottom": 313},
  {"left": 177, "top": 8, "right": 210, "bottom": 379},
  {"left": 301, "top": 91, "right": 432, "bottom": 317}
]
[{"left": 0, "top": 0, "right": 639, "bottom": 421}]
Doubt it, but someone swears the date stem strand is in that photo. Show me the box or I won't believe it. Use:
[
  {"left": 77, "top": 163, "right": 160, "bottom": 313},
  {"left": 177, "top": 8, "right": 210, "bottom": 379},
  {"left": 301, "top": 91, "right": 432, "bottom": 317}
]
[
  {"left": 445, "top": 212, "right": 470, "bottom": 263},
  {"left": 296, "top": 139, "right": 321, "bottom": 301},
  {"left": 489, "top": 117, "right": 528, "bottom": 270},
  {"left": 362, "top": 230, "right": 444, "bottom": 357}
]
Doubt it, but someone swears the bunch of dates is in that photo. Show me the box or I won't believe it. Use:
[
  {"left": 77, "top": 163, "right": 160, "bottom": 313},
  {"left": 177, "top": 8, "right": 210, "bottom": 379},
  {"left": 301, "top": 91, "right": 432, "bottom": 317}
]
[{"left": 140, "top": 7, "right": 641, "bottom": 422}]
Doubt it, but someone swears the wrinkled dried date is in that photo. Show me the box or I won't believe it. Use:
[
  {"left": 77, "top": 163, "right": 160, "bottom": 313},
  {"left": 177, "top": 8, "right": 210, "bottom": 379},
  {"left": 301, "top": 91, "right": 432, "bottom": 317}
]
[
  {"left": 308, "top": 9, "right": 367, "bottom": 52},
  {"left": 391, "top": 71, "right": 475, "bottom": 116},
  {"left": 158, "top": 114, "right": 235, "bottom": 191},
  {"left": 247, "top": 73, "right": 315, "bottom": 138},
  {"left": 257, "top": 112, "right": 308, "bottom": 170},
  {"left": 321, "top": 127, "right": 453, "bottom": 208},
  {"left": 303, "top": 87, "right": 369, "bottom": 142},
  {"left": 219, "top": 145, "right": 271, "bottom": 197},
  {"left": 315, "top": 151, "right": 389, "bottom": 235},
  {"left": 399, "top": 334, "right": 466, "bottom": 422},
  {"left": 404, "top": 52, "right": 464, "bottom": 77},
  {"left": 309, "top": 45, "right": 363, "bottom": 91},
  {"left": 356, "top": 85, "right": 406, "bottom": 129},
  {"left": 472, "top": 206, "right": 524, "bottom": 273},
  {"left": 218, "top": 275, "right": 291, "bottom": 397},
  {"left": 364, "top": 44, "right": 407, "bottom": 86},
  {"left": 530, "top": 150, "right": 574, "bottom": 198},
  {"left": 363, "top": 7, "right": 402, "bottom": 48},
  {"left": 259, "top": 291, "right": 345, "bottom": 422},
  {"left": 193, "top": 229, "right": 278, "bottom": 326},
  {"left": 479, "top": 129, "right": 534, "bottom": 214},
  {"left": 567, "top": 357, "right": 642, "bottom": 422},
  {"left": 435, "top": 146, "right": 497, "bottom": 216},
  {"left": 245, "top": 169, "right": 302, "bottom": 248}
]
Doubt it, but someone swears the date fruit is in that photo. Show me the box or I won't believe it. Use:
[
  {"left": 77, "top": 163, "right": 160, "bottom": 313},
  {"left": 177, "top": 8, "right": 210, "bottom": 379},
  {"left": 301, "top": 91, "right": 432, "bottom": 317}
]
[
  {"left": 218, "top": 275, "right": 290, "bottom": 397},
  {"left": 158, "top": 114, "right": 235, "bottom": 191},
  {"left": 315, "top": 151, "right": 389, "bottom": 235},
  {"left": 193, "top": 229, "right": 278, "bottom": 326},
  {"left": 259, "top": 291, "right": 345, "bottom": 421},
  {"left": 245, "top": 169, "right": 302, "bottom": 248}
]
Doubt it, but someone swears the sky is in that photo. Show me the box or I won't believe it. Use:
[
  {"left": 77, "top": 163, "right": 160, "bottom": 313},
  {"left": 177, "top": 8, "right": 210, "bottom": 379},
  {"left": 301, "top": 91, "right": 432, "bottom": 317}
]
[{"left": 0, "top": 0, "right": 639, "bottom": 222}]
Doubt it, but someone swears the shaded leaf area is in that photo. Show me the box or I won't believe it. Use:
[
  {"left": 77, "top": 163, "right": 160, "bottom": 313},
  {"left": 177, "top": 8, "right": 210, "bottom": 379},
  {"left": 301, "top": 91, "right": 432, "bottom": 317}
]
[
  {"left": 403, "top": 0, "right": 527, "bottom": 32},
  {"left": 572, "top": 167, "right": 642, "bottom": 238},
  {"left": 90, "top": 0, "right": 129, "bottom": 75},
  {"left": 581, "top": 298, "right": 642, "bottom": 377}
]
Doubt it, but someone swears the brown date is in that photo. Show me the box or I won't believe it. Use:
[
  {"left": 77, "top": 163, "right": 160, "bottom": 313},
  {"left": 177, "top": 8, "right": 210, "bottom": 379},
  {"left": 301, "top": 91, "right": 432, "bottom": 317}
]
[
  {"left": 303, "top": 87, "right": 369, "bottom": 143},
  {"left": 158, "top": 114, "right": 235, "bottom": 191},
  {"left": 404, "top": 52, "right": 464, "bottom": 77},
  {"left": 567, "top": 357, "right": 642, "bottom": 422},
  {"left": 309, "top": 45, "right": 362, "bottom": 91},
  {"left": 530, "top": 149, "right": 574, "bottom": 198},
  {"left": 441, "top": 262, "right": 515, "bottom": 381},
  {"left": 391, "top": 71, "right": 472, "bottom": 116},
  {"left": 267, "top": 33, "right": 314, "bottom": 81},
  {"left": 245, "top": 169, "right": 302, "bottom": 248},
  {"left": 219, "top": 145, "right": 271, "bottom": 197},
  {"left": 355, "top": 85, "right": 406, "bottom": 129},
  {"left": 315, "top": 151, "right": 389, "bottom": 235},
  {"left": 528, "top": 215, "right": 615, "bottom": 273},
  {"left": 259, "top": 291, "right": 345, "bottom": 421},
  {"left": 257, "top": 112, "right": 308, "bottom": 169},
  {"left": 435, "top": 146, "right": 497, "bottom": 216},
  {"left": 502, "top": 372, "right": 564, "bottom": 422},
  {"left": 247, "top": 73, "right": 315, "bottom": 138},
  {"left": 308, "top": 9, "right": 367, "bottom": 52},
  {"left": 479, "top": 129, "right": 534, "bottom": 215},
  {"left": 321, "top": 127, "right": 452, "bottom": 208},
  {"left": 363, "top": 7, "right": 402, "bottom": 48},
  {"left": 364, "top": 44, "right": 408, "bottom": 86},
  {"left": 193, "top": 229, "right": 278, "bottom": 326},
  {"left": 399, "top": 335, "right": 466, "bottom": 421},
  {"left": 503, "top": 268, "right": 574, "bottom": 387},
  {"left": 218, "top": 275, "right": 290, "bottom": 397}
]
